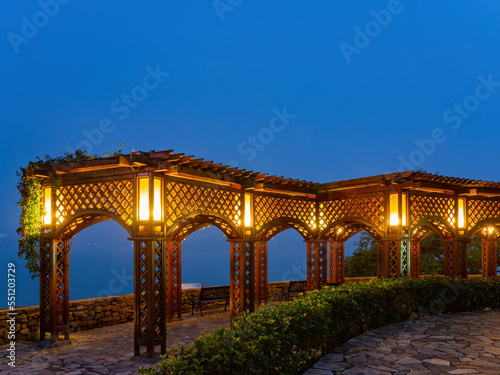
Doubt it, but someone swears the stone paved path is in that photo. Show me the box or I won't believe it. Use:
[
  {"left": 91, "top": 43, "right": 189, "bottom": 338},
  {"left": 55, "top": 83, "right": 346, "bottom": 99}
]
[
  {"left": 305, "top": 310, "right": 500, "bottom": 375},
  {"left": 0, "top": 310, "right": 230, "bottom": 375}
]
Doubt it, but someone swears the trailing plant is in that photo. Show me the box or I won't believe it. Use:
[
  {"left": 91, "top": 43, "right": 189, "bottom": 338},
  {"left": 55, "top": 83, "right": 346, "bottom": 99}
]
[
  {"left": 16, "top": 146, "right": 123, "bottom": 278},
  {"left": 139, "top": 277, "right": 500, "bottom": 375}
]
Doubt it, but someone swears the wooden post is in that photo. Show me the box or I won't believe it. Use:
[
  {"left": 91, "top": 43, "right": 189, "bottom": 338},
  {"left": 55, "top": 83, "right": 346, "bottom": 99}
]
[
  {"left": 482, "top": 239, "right": 497, "bottom": 277},
  {"left": 166, "top": 239, "right": 182, "bottom": 319},
  {"left": 229, "top": 240, "right": 255, "bottom": 318},
  {"left": 254, "top": 241, "right": 268, "bottom": 305},
  {"left": 305, "top": 240, "right": 327, "bottom": 291},
  {"left": 328, "top": 240, "right": 345, "bottom": 284},
  {"left": 410, "top": 240, "right": 420, "bottom": 279}
]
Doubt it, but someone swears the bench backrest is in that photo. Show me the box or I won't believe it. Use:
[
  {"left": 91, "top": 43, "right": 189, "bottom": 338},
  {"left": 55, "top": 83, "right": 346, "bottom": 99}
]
[
  {"left": 289, "top": 280, "right": 307, "bottom": 292},
  {"left": 200, "top": 285, "right": 230, "bottom": 301}
]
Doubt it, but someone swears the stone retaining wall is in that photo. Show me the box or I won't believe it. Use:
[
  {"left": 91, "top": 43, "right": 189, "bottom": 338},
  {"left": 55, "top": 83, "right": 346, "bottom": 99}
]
[{"left": 0, "top": 278, "right": 369, "bottom": 345}]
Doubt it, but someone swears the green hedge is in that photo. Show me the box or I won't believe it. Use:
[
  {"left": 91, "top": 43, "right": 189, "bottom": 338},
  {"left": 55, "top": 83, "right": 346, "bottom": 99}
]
[{"left": 139, "top": 277, "right": 500, "bottom": 375}]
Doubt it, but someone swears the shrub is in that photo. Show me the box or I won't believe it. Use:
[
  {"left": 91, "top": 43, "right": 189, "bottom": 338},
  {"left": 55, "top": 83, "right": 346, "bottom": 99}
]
[{"left": 139, "top": 277, "right": 500, "bottom": 375}]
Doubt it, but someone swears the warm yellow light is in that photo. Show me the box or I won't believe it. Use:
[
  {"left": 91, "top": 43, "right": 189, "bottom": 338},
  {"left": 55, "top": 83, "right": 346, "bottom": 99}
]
[
  {"left": 139, "top": 177, "right": 163, "bottom": 221},
  {"left": 138, "top": 177, "right": 150, "bottom": 221},
  {"left": 43, "top": 187, "right": 51, "bottom": 225},
  {"left": 389, "top": 193, "right": 399, "bottom": 226},
  {"left": 402, "top": 193, "right": 407, "bottom": 226},
  {"left": 337, "top": 227, "right": 343, "bottom": 234},
  {"left": 244, "top": 194, "right": 252, "bottom": 227},
  {"left": 488, "top": 226, "right": 495, "bottom": 234},
  {"left": 458, "top": 198, "right": 465, "bottom": 228},
  {"left": 153, "top": 178, "right": 162, "bottom": 221}
]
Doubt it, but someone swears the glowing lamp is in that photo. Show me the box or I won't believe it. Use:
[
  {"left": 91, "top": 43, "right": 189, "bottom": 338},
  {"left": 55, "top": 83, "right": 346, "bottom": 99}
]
[
  {"left": 389, "top": 193, "right": 407, "bottom": 226},
  {"left": 43, "top": 187, "right": 51, "bottom": 225},
  {"left": 244, "top": 193, "right": 252, "bottom": 227},
  {"left": 138, "top": 177, "right": 163, "bottom": 221},
  {"left": 458, "top": 198, "right": 465, "bottom": 229}
]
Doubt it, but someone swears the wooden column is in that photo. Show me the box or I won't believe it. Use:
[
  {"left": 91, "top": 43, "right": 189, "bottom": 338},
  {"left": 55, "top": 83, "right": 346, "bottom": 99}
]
[
  {"left": 166, "top": 239, "right": 182, "bottom": 319},
  {"left": 305, "top": 240, "right": 327, "bottom": 291},
  {"left": 328, "top": 240, "right": 345, "bottom": 284},
  {"left": 444, "top": 239, "right": 467, "bottom": 278},
  {"left": 377, "top": 239, "right": 410, "bottom": 278},
  {"left": 409, "top": 240, "right": 420, "bottom": 279},
  {"left": 39, "top": 237, "right": 70, "bottom": 342},
  {"left": 133, "top": 239, "right": 166, "bottom": 357},
  {"left": 254, "top": 241, "right": 268, "bottom": 305},
  {"left": 481, "top": 239, "right": 497, "bottom": 277},
  {"left": 229, "top": 240, "right": 255, "bottom": 318}
]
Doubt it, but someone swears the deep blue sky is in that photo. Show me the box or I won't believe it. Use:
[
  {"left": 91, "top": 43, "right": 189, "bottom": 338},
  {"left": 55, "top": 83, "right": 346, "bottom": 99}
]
[{"left": 2, "top": 1, "right": 500, "bottom": 306}]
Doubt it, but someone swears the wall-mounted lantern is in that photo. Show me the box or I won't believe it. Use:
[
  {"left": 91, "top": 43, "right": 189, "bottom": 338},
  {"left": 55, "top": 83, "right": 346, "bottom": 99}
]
[
  {"left": 389, "top": 193, "right": 407, "bottom": 227},
  {"left": 244, "top": 193, "right": 253, "bottom": 228},
  {"left": 458, "top": 198, "right": 465, "bottom": 229},
  {"left": 138, "top": 176, "right": 163, "bottom": 222}
]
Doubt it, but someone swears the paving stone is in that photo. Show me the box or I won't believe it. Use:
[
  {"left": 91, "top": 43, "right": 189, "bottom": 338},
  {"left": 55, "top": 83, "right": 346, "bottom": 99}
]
[{"left": 306, "top": 311, "right": 500, "bottom": 375}]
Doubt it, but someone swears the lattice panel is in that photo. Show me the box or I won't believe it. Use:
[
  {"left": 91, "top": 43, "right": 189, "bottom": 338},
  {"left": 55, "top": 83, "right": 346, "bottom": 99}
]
[
  {"left": 171, "top": 216, "right": 239, "bottom": 240},
  {"left": 444, "top": 240, "right": 457, "bottom": 277},
  {"left": 153, "top": 241, "right": 163, "bottom": 336},
  {"left": 39, "top": 238, "right": 51, "bottom": 333},
  {"left": 137, "top": 241, "right": 149, "bottom": 337},
  {"left": 254, "top": 195, "right": 315, "bottom": 233},
  {"left": 230, "top": 241, "right": 255, "bottom": 317},
  {"left": 55, "top": 239, "right": 69, "bottom": 327},
  {"left": 482, "top": 239, "right": 497, "bottom": 277},
  {"left": 400, "top": 240, "right": 410, "bottom": 277},
  {"left": 410, "top": 194, "right": 456, "bottom": 229},
  {"left": 319, "top": 193, "right": 385, "bottom": 231},
  {"left": 388, "top": 241, "right": 399, "bottom": 277},
  {"left": 410, "top": 241, "right": 420, "bottom": 278},
  {"left": 167, "top": 240, "right": 182, "bottom": 318},
  {"left": 254, "top": 241, "right": 267, "bottom": 304},
  {"left": 329, "top": 241, "right": 345, "bottom": 284},
  {"left": 468, "top": 198, "right": 500, "bottom": 231},
  {"left": 165, "top": 181, "right": 241, "bottom": 228},
  {"left": 377, "top": 241, "right": 386, "bottom": 279},
  {"left": 55, "top": 180, "right": 133, "bottom": 227},
  {"left": 306, "top": 242, "right": 327, "bottom": 290}
]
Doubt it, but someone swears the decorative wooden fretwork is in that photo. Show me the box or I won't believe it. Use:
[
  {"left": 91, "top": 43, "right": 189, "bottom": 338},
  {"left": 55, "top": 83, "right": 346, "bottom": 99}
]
[
  {"left": 409, "top": 240, "right": 420, "bottom": 279},
  {"left": 165, "top": 181, "right": 241, "bottom": 230},
  {"left": 166, "top": 240, "right": 182, "bottom": 318},
  {"left": 306, "top": 241, "right": 327, "bottom": 290},
  {"left": 410, "top": 194, "right": 456, "bottom": 229},
  {"left": 400, "top": 239, "right": 410, "bottom": 277},
  {"left": 169, "top": 215, "right": 239, "bottom": 240},
  {"left": 39, "top": 238, "right": 70, "bottom": 342},
  {"left": 134, "top": 239, "right": 166, "bottom": 356},
  {"left": 443, "top": 239, "right": 467, "bottom": 278},
  {"left": 55, "top": 180, "right": 134, "bottom": 228},
  {"left": 328, "top": 240, "right": 344, "bottom": 284},
  {"left": 481, "top": 239, "right": 497, "bottom": 277},
  {"left": 467, "top": 198, "right": 500, "bottom": 231},
  {"left": 254, "top": 195, "right": 314, "bottom": 239},
  {"left": 230, "top": 241, "right": 255, "bottom": 318},
  {"left": 254, "top": 241, "right": 268, "bottom": 305},
  {"left": 319, "top": 193, "right": 385, "bottom": 232}
]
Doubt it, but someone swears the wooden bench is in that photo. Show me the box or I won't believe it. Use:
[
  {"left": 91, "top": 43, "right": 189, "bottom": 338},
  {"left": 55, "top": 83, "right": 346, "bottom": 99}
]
[
  {"left": 190, "top": 285, "right": 230, "bottom": 317},
  {"left": 279, "top": 280, "right": 307, "bottom": 301}
]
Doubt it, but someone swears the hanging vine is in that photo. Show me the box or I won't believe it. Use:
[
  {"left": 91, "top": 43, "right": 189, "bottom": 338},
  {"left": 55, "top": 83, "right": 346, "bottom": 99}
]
[{"left": 16, "top": 147, "right": 123, "bottom": 278}]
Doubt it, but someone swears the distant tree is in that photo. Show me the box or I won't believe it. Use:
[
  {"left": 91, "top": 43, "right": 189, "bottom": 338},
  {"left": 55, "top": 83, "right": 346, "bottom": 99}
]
[
  {"left": 345, "top": 232, "right": 378, "bottom": 277},
  {"left": 419, "top": 233, "right": 444, "bottom": 275}
]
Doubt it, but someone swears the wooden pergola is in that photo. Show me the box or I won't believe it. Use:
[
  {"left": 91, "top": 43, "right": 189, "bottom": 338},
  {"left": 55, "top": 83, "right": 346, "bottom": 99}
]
[{"left": 34, "top": 149, "right": 500, "bottom": 356}]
